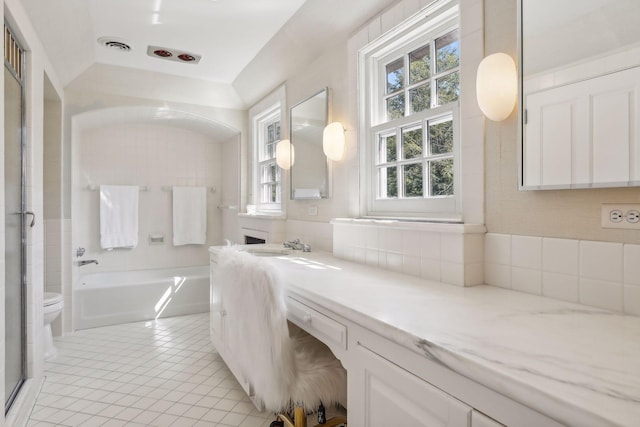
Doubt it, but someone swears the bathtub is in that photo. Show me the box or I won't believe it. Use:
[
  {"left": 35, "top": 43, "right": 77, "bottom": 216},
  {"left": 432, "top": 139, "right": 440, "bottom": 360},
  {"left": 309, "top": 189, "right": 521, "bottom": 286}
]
[{"left": 74, "top": 265, "right": 209, "bottom": 330}]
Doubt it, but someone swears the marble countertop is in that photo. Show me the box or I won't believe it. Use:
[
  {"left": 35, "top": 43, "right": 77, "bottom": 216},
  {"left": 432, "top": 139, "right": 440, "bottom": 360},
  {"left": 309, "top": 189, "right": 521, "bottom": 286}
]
[{"left": 262, "top": 250, "right": 640, "bottom": 427}]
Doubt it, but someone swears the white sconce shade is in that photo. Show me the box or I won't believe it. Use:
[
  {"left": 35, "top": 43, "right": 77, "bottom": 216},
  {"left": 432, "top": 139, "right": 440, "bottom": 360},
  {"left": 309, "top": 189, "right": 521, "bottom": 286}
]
[
  {"left": 476, "top": 53, "right": 518, "bottom": 121},
  {"left": 323, "top": 122, "right": 346, "bottom": 161},
  {"left": 275, "top": 139, "right": 294, "bottom": 170}
]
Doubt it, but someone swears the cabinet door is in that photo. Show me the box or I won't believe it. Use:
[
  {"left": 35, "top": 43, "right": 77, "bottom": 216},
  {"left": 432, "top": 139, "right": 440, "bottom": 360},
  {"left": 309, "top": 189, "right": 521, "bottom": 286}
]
[
  {"left": 354, "top": 345, "right": 471, "bottom": 427},
  {"left": 209, "top": 261, "right": 224, "bottom": 346}
]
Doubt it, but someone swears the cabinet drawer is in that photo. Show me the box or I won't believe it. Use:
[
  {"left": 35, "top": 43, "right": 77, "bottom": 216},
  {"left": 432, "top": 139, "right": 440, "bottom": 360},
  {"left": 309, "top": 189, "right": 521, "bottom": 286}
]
[{"left": 287, "top": 297, "right": 347, "bottom": 350}]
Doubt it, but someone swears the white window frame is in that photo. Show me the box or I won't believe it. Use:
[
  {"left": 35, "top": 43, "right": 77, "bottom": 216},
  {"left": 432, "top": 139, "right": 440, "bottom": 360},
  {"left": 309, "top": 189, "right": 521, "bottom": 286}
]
[
  {"left": 249, "top": 85, "right": 287, "bottom": 215},
  {"left": 359, "top": 0, "right": 461, "bottom": 220},
  {"left": 255, "top": 108, "right": 282, "bottom": 212}
]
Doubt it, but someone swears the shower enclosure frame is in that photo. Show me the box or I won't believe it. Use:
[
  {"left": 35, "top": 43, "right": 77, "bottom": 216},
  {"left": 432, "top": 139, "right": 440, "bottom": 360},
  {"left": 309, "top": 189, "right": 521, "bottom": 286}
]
[{"left": 4, "top": 21, "right": 27, "bottom": 415}]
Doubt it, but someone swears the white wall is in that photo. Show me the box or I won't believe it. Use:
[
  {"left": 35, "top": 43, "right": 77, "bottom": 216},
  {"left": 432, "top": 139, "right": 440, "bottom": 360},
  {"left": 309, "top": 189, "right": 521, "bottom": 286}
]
[{"left": 73, "top": 123, "right": 224, "bottom": 275}]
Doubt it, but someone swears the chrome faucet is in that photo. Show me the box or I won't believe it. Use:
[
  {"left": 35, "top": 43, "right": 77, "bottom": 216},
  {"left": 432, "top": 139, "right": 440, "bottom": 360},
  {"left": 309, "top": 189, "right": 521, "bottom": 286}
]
[
  {"left": 283, "top": 239, "right": 311, "bottom": 252},
  {"left": 78, "top": 259, "right": 99, "bottom": 266}
]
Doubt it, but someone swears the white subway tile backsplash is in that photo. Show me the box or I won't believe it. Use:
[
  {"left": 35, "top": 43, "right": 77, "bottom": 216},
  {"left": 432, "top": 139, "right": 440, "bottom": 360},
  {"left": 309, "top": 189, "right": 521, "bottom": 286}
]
[
  {"left": 624, "top": 285, "right": 640, "bottom": 316},
  {"left": 512, "top": 267, "right": 542, "bottom": 295},
  {"left": 485, "top": 233, "right": 511, "bottom": 265},
  {"left": 580, "top": 241, "right": 623, "bottom": 282},
  {"left": 542, "top": 238, "right": 579, "bottom": 275},
  {"left": 387, "top": 252, "right": 403, "bottom": 273},
  {"left": 543, "top": 272, "right": 579, "bottom": 303},
  {"left": 421, "top": 258, "right": 441, "bottom": 282},
  {"left": 512, "top": 235, "right": 542, "bottom": 269},
  {"left": 580, "top": 278, "right": 623, "bottom": 312},
  {"left": 386, "top": 229, "right": 403, "bottom": 253},
  {"left": 421, "top": 232, "right": 441, "bottom": 259},
  {"left": 441, "top": 234, "right": 464, "bottom": 263},
  {"left": 402, "top": 230, "right": 422, "bottom": 256},
  {"left": 485, "top": 263, "right": 511, "bottom": 289},
  {"left": 441, "top": 261, "right": 464, "bottom": 287},
  {"left": 402, "top": 255, "right": 421, "bottom": 277},
  {"left": 624, "top": 244, "right": 640, "bottom": 286}
]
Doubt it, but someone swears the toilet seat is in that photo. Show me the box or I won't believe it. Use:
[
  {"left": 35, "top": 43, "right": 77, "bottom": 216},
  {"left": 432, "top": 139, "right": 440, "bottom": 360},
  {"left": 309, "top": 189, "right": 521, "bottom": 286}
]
[{"left": 44, "top": 292, "right": 63, "bottom": 307}]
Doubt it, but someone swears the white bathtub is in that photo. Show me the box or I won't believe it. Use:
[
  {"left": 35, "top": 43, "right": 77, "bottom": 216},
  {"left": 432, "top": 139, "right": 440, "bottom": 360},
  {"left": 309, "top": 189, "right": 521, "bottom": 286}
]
[{"left": 74, "top": 265, "right": 209, "bottom": 330}]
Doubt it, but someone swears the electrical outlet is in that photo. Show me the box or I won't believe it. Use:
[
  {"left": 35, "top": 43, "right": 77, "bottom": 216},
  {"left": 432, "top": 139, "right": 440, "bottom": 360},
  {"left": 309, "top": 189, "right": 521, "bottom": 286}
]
[
  {"left": 308, "top": 206, "right": 318, "bottom": 216},
  {"left": 601, "top": 203, "right": 640, "bottom": 229}
]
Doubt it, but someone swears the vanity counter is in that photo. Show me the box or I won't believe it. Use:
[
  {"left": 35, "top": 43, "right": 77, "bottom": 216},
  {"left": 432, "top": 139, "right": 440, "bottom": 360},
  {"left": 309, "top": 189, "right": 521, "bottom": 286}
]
[{"left": 265, "top": 251, "right": 639, "bottom": 427}]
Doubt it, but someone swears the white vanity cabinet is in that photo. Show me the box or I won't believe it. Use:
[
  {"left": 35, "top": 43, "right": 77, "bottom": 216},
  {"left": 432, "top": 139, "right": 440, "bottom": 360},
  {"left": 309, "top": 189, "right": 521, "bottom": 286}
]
[
  {"left": 208, "top": 250, "right": 255, "bottom": 403},
  {"left": 350, "top": 342, "right": 472, "bottom": 427}
]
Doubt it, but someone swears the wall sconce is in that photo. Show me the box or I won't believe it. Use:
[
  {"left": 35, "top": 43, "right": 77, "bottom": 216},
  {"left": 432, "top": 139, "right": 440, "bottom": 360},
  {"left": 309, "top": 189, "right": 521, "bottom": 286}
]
[
  {"left": 476, "top": 52, "right": 517, "bottom": 121},
  {"left": 323, "top": 122, "right": 346, "bottom": 161},
  {"left": 275, "top": 139, "right": 294, "bottom": 170}
]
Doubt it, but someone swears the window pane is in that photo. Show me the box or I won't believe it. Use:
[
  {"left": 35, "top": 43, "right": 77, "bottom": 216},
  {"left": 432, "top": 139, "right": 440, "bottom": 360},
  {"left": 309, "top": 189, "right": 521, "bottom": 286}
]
[
  {"left": 379, "top": 166, "right": 398, "bottom": 198},
  {"left": 430, "top": 158, "right": 454, "bottom": 196},
  {"left": 409, "top": 45, "right": 430, "bottom": 84},
  {"left": 429, "top": 119, "right": 453, "bottom": 155},
  {"left": 436, "top": 72, "right": 459, "bottom": 105},
  {"left": 267, "top": 123, "right": 274, "bottom": 142},
  {"left": 266, "top": 142, "right": 275, "bottom": 159},
  {"left": 403, "top": 163, "right": 423, "bottom": 197},
  {"left": 386, "top": 94, "right": 405, "bottom": 120},
  {"left": 402, "top": 126, "right": 422, "bottom": 160},
  {"left": 436, "top": 30, "right": 459, "bottom": 73},
  {"left": 274, "top": 122, "right": 281, "bottom": 141},
  {"left": 379, "top": 134, "right": 397, "bottom": 163},
  {"left": 386, "top": 58, "right": 404, "bottom": 94},
  {"left": 409, "top": 84, "right": 431, "bottom": 114}
]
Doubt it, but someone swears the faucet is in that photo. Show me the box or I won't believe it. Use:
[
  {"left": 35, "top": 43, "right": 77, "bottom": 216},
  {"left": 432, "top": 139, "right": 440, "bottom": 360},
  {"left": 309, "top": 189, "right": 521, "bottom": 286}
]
[
  {"left": 283, "top": 239, "right": 311, "bottom": 252},
  {"left": 78, "top": 259, "right": 99, "bottom": 267}
]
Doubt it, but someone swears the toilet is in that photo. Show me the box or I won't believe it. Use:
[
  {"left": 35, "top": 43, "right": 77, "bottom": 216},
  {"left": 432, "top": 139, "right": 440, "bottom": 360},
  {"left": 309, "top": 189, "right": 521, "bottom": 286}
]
[{"left": 43, "top": 292, "right": 64, "bottom": 360}]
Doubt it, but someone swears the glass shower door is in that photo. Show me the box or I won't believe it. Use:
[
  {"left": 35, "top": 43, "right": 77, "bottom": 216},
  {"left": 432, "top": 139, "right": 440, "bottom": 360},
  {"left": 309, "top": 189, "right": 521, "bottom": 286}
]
[{"left": 4, "top": 29, "right": 26, "bottom": 412}]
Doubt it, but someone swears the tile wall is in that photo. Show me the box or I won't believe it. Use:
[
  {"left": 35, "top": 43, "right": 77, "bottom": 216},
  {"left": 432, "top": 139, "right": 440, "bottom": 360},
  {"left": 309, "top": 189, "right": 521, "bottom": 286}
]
[
  {"left": 332, "top": 219, "right": 485, "bottom": 287},
  {"left": 485, "top": 233, "right": 640, "bottom": 316}
]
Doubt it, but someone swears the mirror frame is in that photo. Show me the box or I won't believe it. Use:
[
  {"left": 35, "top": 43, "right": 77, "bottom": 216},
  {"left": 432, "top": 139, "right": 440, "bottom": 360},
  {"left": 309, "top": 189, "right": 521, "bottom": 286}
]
[{"left": 289, "top": 87, "right": 330, "bottom": 200}]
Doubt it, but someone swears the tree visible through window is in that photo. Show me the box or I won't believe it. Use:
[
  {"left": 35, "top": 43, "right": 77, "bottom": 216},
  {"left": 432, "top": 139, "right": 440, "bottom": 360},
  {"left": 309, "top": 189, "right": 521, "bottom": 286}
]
[{"left": 377, "top": 29, "right": 459, "bottom": 201}]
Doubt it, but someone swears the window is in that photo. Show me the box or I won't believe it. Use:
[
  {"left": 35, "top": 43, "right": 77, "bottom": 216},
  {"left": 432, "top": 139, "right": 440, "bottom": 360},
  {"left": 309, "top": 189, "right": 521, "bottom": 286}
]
[
  {"left": 360, "top": 0, "right": 460, "bottom": 219},
  {"left": 255, "top": 108, "right": 282, "bottom": 212}
]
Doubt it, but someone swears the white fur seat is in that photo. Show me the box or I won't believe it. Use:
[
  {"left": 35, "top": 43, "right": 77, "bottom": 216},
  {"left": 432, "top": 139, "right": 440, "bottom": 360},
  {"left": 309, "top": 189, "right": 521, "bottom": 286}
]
[{"left": 217, "top": 247, "right": 347, "bottom": 419}]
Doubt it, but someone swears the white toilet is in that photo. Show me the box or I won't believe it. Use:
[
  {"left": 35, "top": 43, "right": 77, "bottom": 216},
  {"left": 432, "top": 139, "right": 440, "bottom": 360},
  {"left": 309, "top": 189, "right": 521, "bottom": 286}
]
[{"left": 43, "top": 292, "right": 64, "bottom": 361}]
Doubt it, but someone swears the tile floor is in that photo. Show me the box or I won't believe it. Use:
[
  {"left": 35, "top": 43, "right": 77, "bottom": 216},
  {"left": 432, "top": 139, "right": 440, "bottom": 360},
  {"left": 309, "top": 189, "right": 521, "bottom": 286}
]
[{"left": 27, "top": 313, "right": 276, "bottom": 427}]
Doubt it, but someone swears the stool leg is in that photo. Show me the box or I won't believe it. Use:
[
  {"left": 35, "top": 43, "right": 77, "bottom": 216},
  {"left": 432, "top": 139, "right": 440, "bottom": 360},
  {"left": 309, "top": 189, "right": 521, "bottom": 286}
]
[{"left": 294, "top": 406, "right": 307, "bottom": 427}]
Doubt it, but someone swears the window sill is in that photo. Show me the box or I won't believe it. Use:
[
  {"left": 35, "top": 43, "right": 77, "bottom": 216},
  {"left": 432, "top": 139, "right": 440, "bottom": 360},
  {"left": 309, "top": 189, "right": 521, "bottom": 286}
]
[
  {"left": 330, "top": 217, "right": 485, "bottom": 234},
  {"left": 237, "top": 212, "right": 286, "bottom": 221}
]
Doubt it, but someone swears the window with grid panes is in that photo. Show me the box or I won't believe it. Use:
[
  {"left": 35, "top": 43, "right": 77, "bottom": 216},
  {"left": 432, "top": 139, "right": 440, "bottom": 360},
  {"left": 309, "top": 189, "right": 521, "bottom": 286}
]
[
  {"left": 257, "top": 111, "right": 282, "bottom": 212},
  {"left": 361, "top": 0, "right": 460, "bottom": 218}
]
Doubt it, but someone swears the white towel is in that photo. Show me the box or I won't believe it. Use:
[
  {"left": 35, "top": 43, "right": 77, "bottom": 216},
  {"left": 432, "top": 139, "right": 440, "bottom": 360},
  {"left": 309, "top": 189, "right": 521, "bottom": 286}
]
[
  {"left": 99, "top": 185, "right": 139, "bottom": 249},
  {"left": 172, "top": 186, "right": 207, "bottom": 246}
]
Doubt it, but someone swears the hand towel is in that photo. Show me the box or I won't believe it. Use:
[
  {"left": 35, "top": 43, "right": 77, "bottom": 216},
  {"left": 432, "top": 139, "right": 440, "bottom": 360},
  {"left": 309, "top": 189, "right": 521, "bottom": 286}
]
[
  {"left": 99, "top": 185, "right": 139, "bottom": 249},
  {"left": 173, "top": 186, "right": 207, "bottom": 246}
]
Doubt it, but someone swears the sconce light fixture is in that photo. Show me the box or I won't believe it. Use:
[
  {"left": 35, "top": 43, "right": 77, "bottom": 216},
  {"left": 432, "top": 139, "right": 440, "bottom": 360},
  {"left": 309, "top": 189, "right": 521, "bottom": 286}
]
[
  {"left": 476, "top": 52, "right": 517, "bottom": 121},
  {"left": 275, "top": 139, "right": 295, "bottom": 170},
  {"left": 323, "top": 122, "right": 346, "bottom": 161}
]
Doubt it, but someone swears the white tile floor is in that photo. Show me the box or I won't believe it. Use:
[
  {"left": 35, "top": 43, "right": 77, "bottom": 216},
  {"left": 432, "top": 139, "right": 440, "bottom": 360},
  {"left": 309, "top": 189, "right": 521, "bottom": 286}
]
[{"left": 27, "top": 313, "right": 276, "bottom": 427}]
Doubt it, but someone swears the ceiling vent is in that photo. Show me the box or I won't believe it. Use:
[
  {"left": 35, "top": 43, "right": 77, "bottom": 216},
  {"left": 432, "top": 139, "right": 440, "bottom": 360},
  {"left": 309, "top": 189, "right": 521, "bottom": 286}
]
[
  {"left": 97, "top": 37, "right": 132, "bottom": 52},
  {"left": 147, "top": 46, "right": 201, "bottom": 64}
]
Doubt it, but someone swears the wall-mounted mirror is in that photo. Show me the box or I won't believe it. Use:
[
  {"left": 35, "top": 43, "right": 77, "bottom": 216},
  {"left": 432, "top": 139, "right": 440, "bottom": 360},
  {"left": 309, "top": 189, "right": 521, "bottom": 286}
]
[
  {"left": 520, "top": 0, "right": 640, "bottom": 190},
  {"left": 290, "top": 88, "right": 329, "bottom": 199}
]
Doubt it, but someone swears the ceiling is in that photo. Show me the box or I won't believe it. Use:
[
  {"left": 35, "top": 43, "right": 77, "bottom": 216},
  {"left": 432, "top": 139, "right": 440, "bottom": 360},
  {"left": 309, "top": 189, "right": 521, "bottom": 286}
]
[
  {"left": 19, "top": 0, "right": 398, "bottom": 110},
  {"left": 19, "top": 0, "right": 306, "bottom": 86}
]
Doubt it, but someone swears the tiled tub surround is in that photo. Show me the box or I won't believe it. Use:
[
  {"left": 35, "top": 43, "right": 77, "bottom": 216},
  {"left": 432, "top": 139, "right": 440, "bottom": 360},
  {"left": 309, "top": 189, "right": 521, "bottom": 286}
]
[
  {"left": 485, "top": 233, "right": 640, "bottom": 316},
  {"left": 268, "top": 250, "right": 640, "bottom": 426},
  {"left": 332, "top": 218, "right": 485, "bottom": 286}
]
